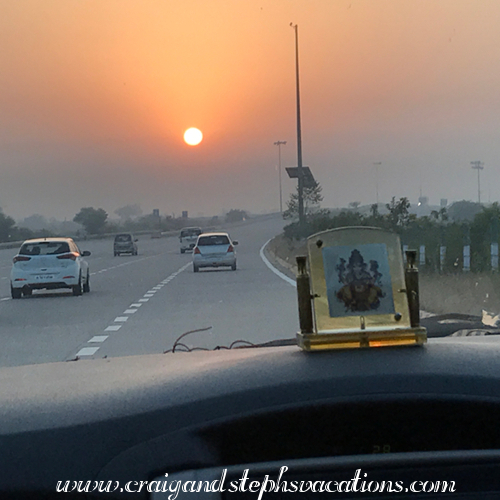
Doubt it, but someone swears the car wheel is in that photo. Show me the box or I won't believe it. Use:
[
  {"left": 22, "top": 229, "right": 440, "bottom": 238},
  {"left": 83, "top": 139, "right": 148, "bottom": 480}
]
[
  {"left": 231, "top": 262, "right": 237, "bottom": 271},
  {"left": 11, "top": 286, "right": 22, "bottom": 299},
  {"left": 83, "top": 272, "right": 90, "bottom": 293},
  {"left": 114, "top": 252, "right": 118, "bottom": 257},
  {"left": 72, "top": 274, "right": 83, "bottom": 296},
  {"left": 193, "top": 264, "right": 199, "bottom": 273},
  {"left": 180, "top": 249, "right": 185, "bottom": 254},
  {"left": 22, "top": 288, "right": 32, "bottom": 297}
]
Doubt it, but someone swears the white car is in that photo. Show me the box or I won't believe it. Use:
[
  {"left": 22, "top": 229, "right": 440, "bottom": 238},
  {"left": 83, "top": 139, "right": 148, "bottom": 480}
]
[
  {"left": 192, "top": 232, "right": 238, "bottom": 272},
  {"left": 10, "top": 237, "right": 91, "bottom": 298},
  {"left": 179, "top": 226, "right": 202, "bottom": 253}
]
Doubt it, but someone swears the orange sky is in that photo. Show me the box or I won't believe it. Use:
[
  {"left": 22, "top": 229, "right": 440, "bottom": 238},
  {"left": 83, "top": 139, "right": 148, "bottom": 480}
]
[{"left": 2, "top": 0, "right": 500, "bottom": 219}]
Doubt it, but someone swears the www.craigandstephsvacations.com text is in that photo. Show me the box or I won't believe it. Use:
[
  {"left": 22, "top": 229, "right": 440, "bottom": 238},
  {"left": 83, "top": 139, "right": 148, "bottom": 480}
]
[{"left": 56, "top": 466, "right": 457, "bottom": 497}]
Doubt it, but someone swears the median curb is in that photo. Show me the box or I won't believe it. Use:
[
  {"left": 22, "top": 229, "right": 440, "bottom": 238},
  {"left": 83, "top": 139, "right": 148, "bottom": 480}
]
[{"left": 263, "top": 236, "right": 298, "bottom": 281}]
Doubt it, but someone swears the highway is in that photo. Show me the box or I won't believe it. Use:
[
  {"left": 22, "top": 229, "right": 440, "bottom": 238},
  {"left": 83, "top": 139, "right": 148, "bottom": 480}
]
[{"left": 0, "top": 215, "right": 298, "bottom": 368}]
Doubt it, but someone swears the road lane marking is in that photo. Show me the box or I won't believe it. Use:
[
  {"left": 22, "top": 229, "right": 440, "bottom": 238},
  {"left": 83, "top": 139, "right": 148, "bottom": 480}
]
[
  {"left": 89, "top": 255, "right": 159, "bottom": 276},
  {"left": 89, "top": 335, "right": 108, "bottom": 343},
  {"left": 72, "top": 262, "right": 191, "bottom": 359},
  {"left": 76, "top": 347, "right": 100, "bottom": 356},
  {"left": 105, "top": 325, "right": 122, "bottom": 331},
  {"left": 260, "top": 239, "right": 296, "bottom": 287}
]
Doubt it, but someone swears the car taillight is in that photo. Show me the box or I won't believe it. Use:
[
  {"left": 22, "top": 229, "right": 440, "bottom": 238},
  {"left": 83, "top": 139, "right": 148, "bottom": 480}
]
[
  {"left": 57, "top": 252, "right": 78, "bottom": 261},
  {"left": 13, "top": 255, "right": 31, "bottom": 263},
  {"left": 227, "top": 245, "right": 234, "bottom": 253},
  {"left": 193, "top": 247, "right": 201, "bottom": 254}
]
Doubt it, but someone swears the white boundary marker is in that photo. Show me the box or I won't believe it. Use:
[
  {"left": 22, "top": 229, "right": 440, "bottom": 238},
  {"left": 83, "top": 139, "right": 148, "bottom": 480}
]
[{"left": 259, "top": 239, "right": 296, "bottom": 287}]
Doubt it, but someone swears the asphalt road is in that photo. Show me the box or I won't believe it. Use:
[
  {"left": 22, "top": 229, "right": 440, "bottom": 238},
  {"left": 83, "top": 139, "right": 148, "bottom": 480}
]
[{"left": 0, "top": 215, "right": 298, "bottom": 368}]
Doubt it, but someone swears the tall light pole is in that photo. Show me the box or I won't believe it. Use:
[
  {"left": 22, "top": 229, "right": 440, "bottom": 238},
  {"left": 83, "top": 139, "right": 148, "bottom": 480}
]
[
  {"left": 274, "top": 141, "right": 287, "bottom": 213},
  {"left": 471, "top": 160, "right": 484, "bottom": 203},
  {"left": 373, "top": 162, "right": 382, "bottom": 205},
  {"left": 291, "top": 23, "right": 304, "bottom": 226}
]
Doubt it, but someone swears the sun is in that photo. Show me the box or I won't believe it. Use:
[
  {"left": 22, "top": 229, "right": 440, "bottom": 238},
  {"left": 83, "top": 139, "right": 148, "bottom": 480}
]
[{"left": 183, "top": 127, "right": 203, "bottom": 146}]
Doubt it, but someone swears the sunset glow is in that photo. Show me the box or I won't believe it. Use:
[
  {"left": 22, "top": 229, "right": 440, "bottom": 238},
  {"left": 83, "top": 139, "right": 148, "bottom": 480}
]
[{"left": 2, "top": 1, "right": 500, "bottom": 219}]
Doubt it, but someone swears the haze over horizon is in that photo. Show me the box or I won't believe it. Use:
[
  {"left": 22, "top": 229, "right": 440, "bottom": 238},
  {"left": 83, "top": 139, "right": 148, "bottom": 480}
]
[{"left": 2, "top": 0, "right": 500, "bottom": 221}]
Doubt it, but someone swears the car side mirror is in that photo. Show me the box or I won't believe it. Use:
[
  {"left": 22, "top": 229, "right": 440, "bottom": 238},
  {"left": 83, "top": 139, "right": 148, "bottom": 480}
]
[
  {"left": 82, "top": 251, "right": 91, "bottom": 257},
  {"left": 232, "top": 241, "right": 238, "bottom": 245}
]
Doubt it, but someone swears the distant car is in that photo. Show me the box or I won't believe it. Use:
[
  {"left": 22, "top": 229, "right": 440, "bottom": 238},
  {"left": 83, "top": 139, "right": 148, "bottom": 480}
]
[
  {"left": 10, "top": 238, "right": 91, "bottom": 298},
  {"left": 192, "top": 232, "right": 238, "bottom": 272},
  {"left": 179, "top": 227, "right": 202, "bottom": 253},
  {"left": 113, "top": 233, "right": 138, "bottom": 256}
]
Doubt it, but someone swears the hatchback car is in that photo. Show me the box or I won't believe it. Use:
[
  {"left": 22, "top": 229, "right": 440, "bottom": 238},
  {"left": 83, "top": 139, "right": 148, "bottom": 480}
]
[
  {"left": 113, "top": 233, "right": 138, "bottom": 256},
  {"left": 192, "top": 232, "right": 238, "bottom": 272},
  {"left": 10, "top": 238, "right": 91, "bottom": 297}
]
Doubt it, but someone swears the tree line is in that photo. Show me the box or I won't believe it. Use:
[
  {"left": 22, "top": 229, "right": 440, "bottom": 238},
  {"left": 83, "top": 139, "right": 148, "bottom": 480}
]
[{"left": 283, "top": 181, "right": 500, "bottom": 273}]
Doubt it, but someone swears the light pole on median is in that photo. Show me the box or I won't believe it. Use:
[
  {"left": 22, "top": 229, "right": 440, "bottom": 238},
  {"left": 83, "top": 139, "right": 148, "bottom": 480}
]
[
  {"left": 470, "top": 160, "right": 484, "bottom": 204},
  {"left": 373, "top": 162, "right": 382, "bottom": 205},
  {"left": 291, "top": 23, "right": 304, "bottom": 227},
  {"left": 274, "top": 141, "right": 287, "bottom": 213}
]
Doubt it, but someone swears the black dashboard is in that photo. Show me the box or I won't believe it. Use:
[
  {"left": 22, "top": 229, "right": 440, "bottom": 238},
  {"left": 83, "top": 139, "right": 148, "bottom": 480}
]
[{"left": 2, "top": 331, "right": 500, "bottom": 498}]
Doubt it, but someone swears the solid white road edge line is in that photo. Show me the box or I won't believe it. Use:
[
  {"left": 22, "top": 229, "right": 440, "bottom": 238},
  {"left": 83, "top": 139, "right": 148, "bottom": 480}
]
[{"left": 259, "top": 238, "right": 296, "bottom": 287}]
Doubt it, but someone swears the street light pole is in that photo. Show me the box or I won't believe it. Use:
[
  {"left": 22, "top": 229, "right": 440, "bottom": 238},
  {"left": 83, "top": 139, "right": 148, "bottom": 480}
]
[
  {"left": 274, "top": 141, "right": 287, "bottom": 213},
  {"left": 470, "top": 161, "right": 484, "bottom": 204},
  {"left": 291, "top": 23, "right": 304, "bottom": 226},
  {"left": 373, "top": 162, "right": 382, "bottom": 205}
]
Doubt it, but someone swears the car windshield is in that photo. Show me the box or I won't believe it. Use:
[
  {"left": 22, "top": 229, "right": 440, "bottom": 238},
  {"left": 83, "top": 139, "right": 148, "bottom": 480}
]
[
  {"left": 115, "top": 234, "right": 132, "bottom": 242},
  {"left": 1, "top": 0, "right": 500, "bottom": 369},
  {"left": 181, "top": 229, "right": 202, "bottom": 237}
]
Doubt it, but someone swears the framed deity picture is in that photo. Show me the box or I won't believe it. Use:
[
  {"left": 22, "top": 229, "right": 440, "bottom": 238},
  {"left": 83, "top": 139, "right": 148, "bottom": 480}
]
[{"left": 306, "top": 227, "right": 412, "bottom": 335}]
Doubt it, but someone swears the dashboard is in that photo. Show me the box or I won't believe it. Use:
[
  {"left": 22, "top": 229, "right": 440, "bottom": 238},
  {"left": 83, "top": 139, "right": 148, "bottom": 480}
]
[{"left": 2, "top": 327, "right": 500, "bottom": 498}]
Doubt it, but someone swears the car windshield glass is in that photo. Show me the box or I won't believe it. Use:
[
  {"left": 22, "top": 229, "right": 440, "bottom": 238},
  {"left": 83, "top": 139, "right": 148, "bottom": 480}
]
[
  {"left": 115, "top": 235, "right": 132, "bottom": 242},
  {"left": 198, "top": 235, "right": 230, "bottom": 246},
  {"left": 19, "top": 242, "right": 70, "bottom": 256},
  {"left": 2, "top": 0, "right": 500, "bottom": 370},
  {"left": 181, "top": 229, "right": 201, "bottom": 237}
]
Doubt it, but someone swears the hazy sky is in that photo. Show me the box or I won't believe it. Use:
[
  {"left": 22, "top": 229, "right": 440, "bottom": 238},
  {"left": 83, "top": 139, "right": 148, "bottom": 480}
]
[{"left": 2, "top": 0, "right": 500, "bottom": 220}]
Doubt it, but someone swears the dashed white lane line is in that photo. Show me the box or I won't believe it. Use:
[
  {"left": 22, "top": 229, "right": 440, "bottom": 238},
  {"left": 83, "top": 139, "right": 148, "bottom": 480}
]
[
  {"left": 89, "top": 335, "right": 108, "bottom": 343},
  {"left": 76, "top": 347, "right": 100, "bottom": 356},
  {"left": 259, "top": 239, "right": 296, "bottom": 287},
  {"left": 89, "top": 255, "right": 159, "bottom": 276},
  {"left": 105, "top": 325, "right": 122, "bottom": 332},
  {"left": 75, "top": 262, "right": 191, "bottom": 357}
]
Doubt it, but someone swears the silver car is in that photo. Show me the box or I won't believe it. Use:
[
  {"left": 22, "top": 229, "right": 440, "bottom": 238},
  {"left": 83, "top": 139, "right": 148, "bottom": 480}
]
[
  {"left": 113, "top": 233, "right": 138, "bottom": 256},
  {"left": 192, "top": 232, "right": 238, "bottom": 272}
]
